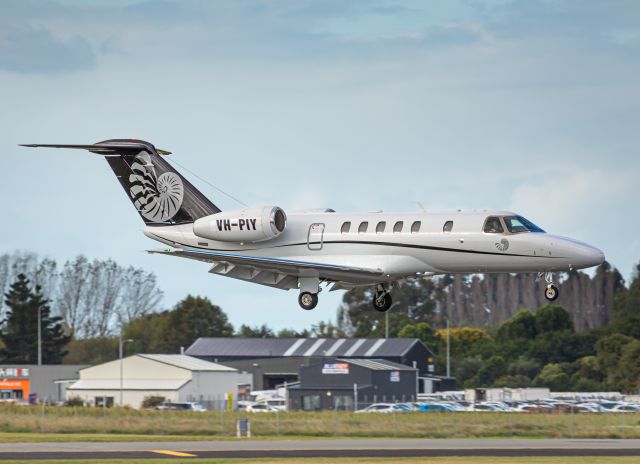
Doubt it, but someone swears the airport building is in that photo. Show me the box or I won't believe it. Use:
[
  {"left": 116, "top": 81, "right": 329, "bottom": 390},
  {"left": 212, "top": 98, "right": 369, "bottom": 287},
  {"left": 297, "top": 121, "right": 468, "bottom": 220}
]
[
  {"left": 288, "top": 358, "right": 418, "bottom": 411},
  {"left": 185, "top": 337, "right": 447, "bottom": 392},
  {"left": 0, "top": 365, "right": 86, "bottom": 403},
  {"left": 66, "top": 354, "right": 252, "bottom": 409}
]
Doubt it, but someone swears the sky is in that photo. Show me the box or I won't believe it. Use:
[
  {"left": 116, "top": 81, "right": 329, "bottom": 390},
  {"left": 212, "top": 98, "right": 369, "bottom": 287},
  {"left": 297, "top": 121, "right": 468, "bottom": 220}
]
[{"left": 1, "top": 0, "right": 639, "bottom": 331}]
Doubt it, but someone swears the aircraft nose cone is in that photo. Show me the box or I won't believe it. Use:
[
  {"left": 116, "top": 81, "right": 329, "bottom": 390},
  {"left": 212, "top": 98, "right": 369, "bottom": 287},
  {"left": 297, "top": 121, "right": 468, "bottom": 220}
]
[{"left": 576, "top": 244, "right": 605, "bottom": 269}]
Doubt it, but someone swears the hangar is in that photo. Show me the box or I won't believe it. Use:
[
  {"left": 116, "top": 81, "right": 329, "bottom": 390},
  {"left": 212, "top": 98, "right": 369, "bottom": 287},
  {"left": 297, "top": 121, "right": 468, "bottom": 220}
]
[
  {"left": 288, "top": 358, "right": 418, "bottom": 411},
  {"left": 66, "top": 354, "right": 251, "bottom": 409},
  {"left": 185, "top": 337, "right": 439, "bottom": 391},
  {"left": 0, "top": 365, "right": 85, "bottom": 403}
]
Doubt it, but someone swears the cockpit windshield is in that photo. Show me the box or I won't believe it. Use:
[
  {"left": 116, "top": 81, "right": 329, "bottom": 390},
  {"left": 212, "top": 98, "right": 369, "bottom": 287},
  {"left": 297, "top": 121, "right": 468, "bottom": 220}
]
[{"left": 503, "top": 215, "right": 545, "bottom": 233}]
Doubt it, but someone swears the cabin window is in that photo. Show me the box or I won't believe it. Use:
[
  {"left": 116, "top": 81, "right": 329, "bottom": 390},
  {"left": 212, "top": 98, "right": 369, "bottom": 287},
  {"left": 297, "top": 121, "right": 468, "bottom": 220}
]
[
  {"left": 341, "top": 221, "right": 351, "bottom": 234},
  {"left": 443, "top": 220, "right": 453, "bottom": 233},
  {"left": 483, "top": 216, "right": 504, "bottom": 234},
  {"left": 376, "top": 221, "right": 386, "bottom": 234},
  {"left": 393, "top": 221, "right": 403, "bottom": 233},
  {"left": 411, "top": 221, "right": 421, "bottom": 233},
  {"left": 358, "top": 221, "right": 369, "bottom": 233}
]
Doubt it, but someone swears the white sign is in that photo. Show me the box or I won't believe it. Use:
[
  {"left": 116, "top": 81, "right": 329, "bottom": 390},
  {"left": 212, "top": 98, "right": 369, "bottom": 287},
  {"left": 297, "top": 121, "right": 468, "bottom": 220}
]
[
  {"left": 390, "top": 371, "right": 400, "bottom": 382},
  {"left": 0, "top": 368, "right": 29, "bottom": 378},
  {"left": 322, "top": 362, "right": 349, "bottom": 374}
]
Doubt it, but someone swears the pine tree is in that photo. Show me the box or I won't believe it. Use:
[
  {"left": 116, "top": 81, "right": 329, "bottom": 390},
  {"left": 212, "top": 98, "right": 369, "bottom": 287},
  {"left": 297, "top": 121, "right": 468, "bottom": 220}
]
[{"left": 0, "top": 274, "right": 70, "bottom": 364}]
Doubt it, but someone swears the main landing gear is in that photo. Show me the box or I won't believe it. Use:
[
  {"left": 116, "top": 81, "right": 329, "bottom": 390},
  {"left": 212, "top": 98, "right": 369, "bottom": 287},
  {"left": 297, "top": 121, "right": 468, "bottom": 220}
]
[
  {"left": 540, "top": 272, "right": 559, "bottom": 302},
  {"left": 298, "top": 292, "right": 318, "bottom": 310},
  {"left": 372, "top": 285, "right": 393, "bottom": 312},
  {"left": 298, "top": 277, "right": 320, "bottom": 310}
]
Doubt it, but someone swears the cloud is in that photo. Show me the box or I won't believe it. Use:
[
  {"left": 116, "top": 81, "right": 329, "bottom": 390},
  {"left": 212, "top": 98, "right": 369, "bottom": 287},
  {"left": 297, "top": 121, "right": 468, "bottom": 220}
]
[{"left": 0, "top": 25, "right": 95, "bottom": 74}]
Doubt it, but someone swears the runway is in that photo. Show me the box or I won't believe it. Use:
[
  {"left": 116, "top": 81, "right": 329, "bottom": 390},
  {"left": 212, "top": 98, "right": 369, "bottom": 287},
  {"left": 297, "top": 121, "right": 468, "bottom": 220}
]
[{"left": 0, "top": 438, "right": 639, "bottom": 460}]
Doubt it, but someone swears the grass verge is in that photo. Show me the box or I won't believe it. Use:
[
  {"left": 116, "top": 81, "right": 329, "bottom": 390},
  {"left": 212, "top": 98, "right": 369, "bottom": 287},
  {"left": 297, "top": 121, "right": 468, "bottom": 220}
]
[{"left": 1, "top": 404, "right": 638, "bottom": 439}]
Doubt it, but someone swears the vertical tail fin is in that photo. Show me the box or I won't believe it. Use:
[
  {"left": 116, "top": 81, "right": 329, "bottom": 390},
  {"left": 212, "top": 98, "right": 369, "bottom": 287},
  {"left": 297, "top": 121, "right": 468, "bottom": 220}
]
[{"left": 21, "top": 139, "right": 220, "bottom": 224}]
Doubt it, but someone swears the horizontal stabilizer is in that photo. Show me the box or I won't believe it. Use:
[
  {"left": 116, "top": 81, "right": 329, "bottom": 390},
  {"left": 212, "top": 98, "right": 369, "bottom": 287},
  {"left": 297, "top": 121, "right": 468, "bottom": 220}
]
[
  {"left": 20, "top": 141, "right": 172, "bottom": 156},
  {"left": 21, "top": 139, "right": 218, "bottom": 224}
]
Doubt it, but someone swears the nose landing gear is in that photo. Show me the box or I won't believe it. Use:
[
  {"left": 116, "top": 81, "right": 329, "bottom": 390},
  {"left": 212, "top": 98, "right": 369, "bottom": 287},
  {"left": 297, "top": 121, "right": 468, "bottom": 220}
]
[
  {"left": 540, "top": 272, "right": 559, "bottom": 302},
  {"left": 372, "top": 284, "right": 393, "bottom": 312}
]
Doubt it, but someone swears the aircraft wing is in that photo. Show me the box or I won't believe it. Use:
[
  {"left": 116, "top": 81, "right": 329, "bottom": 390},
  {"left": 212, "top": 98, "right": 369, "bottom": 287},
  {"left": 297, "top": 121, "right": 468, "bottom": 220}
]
[{"left": 148, "top": 248, "right": 384, "bottom": 290}]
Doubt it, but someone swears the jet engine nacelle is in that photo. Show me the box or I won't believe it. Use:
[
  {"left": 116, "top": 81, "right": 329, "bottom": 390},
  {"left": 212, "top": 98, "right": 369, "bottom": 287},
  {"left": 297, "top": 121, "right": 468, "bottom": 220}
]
[{"left": 193, "top": 206, "right": 287, "bottom": 243}]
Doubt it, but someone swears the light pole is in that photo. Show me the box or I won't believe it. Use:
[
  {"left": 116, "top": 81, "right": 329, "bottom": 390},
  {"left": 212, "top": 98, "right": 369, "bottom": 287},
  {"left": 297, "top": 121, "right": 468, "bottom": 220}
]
[
  {"left": 37, "top": 306, "right": 42, "bottom": 366},
  {"left": 119, "top": 337, "right": 133, "bottom": 407},
  {"left": 445, "top": 317, "right": 450, "bottom": 378}
]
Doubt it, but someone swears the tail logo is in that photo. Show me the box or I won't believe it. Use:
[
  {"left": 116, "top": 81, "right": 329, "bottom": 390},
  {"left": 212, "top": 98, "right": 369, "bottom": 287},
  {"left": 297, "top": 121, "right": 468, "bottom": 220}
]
[{"left": 128, "top": 154, "right": 184, "bottom": 222}]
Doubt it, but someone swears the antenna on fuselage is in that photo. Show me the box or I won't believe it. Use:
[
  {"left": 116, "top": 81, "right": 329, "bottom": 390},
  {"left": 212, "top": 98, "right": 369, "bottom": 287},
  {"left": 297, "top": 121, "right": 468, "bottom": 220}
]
[{"left": 417, "top": 201, "right": 427, "bottom": 212}]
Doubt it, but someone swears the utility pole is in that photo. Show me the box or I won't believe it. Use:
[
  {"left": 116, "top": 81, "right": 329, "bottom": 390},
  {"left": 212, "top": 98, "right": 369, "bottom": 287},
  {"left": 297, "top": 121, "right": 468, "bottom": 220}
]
[
  {"left": 37, "top": 305, "right": 42, "bottom": 366},
  {"left": 385, "top": 310, "right": 389, "bottom": 339},
  {"left": 119, "top": 336, "right": 133, "bottom": 407},
  {"left": 446, "top": 318, "right": 450, "bottom": 378}
]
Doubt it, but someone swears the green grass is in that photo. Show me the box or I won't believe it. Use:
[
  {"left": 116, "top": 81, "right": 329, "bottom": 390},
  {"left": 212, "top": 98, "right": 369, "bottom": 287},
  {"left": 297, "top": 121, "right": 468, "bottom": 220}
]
[{"left": 0, "top": 404, "right": 639, "bottom": 440}]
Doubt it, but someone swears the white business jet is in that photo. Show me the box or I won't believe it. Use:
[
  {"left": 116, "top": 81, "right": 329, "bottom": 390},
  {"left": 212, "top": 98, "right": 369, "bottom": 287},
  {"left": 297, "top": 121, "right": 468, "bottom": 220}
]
[{"left": 23, "top": 139, "right": 605, "bottom": 311}]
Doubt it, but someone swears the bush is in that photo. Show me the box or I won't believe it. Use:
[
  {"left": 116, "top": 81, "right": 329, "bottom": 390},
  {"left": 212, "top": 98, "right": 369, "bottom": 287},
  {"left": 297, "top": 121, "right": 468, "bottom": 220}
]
[
  {"left": 65, "top": 396, "right": 84, "bottom": 407},
  {"left": 141, "top": 395, "right": 166, "bottom": 409}
]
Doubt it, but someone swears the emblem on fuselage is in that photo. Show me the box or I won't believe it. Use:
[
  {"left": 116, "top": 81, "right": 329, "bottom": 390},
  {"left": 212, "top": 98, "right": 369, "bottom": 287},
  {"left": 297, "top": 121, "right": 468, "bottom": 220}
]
[{"left": 495, "top": 238, "right": 509, "bottom": 252}]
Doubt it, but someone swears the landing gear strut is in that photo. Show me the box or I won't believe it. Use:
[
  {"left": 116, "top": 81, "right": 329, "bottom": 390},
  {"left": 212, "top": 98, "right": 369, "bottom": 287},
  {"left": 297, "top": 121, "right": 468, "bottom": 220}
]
[
  {"left": 540, "top": 272, "right": 559, "bottom": 302},
  {"left": 298, "top": 292, "right": 318, "bottom": 310},
  {"left": 372, "top": 285, "right": 393, "bottom": 312}
]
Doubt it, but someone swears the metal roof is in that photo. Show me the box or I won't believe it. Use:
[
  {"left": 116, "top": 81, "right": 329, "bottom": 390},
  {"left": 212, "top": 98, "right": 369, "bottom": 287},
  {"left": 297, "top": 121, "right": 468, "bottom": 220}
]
[
  {"left": 138, "top": 354, "right": 237, "bottom": 372},
  {"left": 185, "top": 338, "right": 425, "bottom": 358},
  {"left": 338, "top": 358, "right": 417, "bottom": 371},
  {"left": 68, "top": 379, "right": 189, "bottom": 391}
]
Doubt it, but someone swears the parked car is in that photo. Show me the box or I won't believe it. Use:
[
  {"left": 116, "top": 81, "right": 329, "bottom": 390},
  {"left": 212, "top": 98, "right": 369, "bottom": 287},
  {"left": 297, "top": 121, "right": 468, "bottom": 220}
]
[
  {"left": 612, "top": 404, "right": 640, "bottom": 413},
  {"left": 418, "top": 403, "right": 456, "bottom": 412},
  {"left": 246, "top": 403, "right": 279, "bottom": 413},
  {"left": 258, "top": 397, "right": 287, "bottom": 411},
  {"left": 469, "top": 403, "right": 502, "bottom": 412},
  {"left": 355, "top": 403, "right": 408, "bottom": 413},
  {"left": 156, "top": 402, "right": 206, "bottom": 412}
]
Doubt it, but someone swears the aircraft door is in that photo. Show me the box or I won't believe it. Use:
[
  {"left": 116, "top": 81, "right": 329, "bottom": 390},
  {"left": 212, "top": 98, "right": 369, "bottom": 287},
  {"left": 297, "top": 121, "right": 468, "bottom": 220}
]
[{"left": 307, "top": 223, "right": 325, "bottom": 250}]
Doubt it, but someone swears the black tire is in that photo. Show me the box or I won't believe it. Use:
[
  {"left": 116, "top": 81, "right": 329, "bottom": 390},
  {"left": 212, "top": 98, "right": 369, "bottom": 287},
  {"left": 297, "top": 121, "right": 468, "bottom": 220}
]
[
  {"left": 298, "top": 292, "right": 318, "bottom": 310},
  {"left": 545, "top": 284, "right": 559, "bottom": 301},
  {"left": 373, "top": 292, "right": 393, "bottom": 312}
]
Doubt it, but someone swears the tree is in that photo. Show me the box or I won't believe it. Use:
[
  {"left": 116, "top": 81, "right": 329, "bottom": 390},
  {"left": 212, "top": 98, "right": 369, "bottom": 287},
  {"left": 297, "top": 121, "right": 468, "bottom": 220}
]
[
  {"left": 123, "top": 295, "right": 233, "bottom": 353},
  {"left": 496, "top": 310, "right": 537, "bottom": 342},
  {"left": 276, "top": 328, "right": 311, "bottom": 338},
  {"left": 398, "top": 322, "right": 439, "bottom": 351},
  {"left": 618, "top": 340, "right": 640, "bottom": 393},
  {"left": 0, "top": 274, "right": 70, "bottom": 363},
  {"left": 533, "top": 363, "right": 571, "bottom": 391},
  {"left": 56, "top": 256, "right": 91, "bottom": 336},
  {"left": 613, "top": 263, "right": 640, "bottom": 319},
  {"left": 310, "top": 320, "right": 344, "bottom": 338},
  {"left": 63, "top": 337, "right": 118, "bottom": 365},
  {"left": 237, "top": 324, "right": 275, "bottom": 338},
  {"left": 534, "top": 305, "right": 574, "bottom": 334},
  {"left": 338, "top": 279, "right": 441, "bottom": 337},
  {"left": 436, "top": 327, "right": 492, "bottom": 358},
  {"left": 469, "top": 355, "right": 506, "bottom": 387}
]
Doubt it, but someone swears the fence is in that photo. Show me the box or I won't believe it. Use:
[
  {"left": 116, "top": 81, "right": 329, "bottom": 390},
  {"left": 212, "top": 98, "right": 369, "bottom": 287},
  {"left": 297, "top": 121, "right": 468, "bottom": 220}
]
[{"left": 0, "top": 403, "right": 638, "bottom": 439}]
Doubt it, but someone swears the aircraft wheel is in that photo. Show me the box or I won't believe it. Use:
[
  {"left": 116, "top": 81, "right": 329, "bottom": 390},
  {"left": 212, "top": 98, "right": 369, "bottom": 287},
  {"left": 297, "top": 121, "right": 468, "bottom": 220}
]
[
  {"left": 545, "top": 284, "right": 559, "bottom": 302},
  {"left": 298, "top": 292, "right": 318, "bottom": 310},
  {"left": 373, "top": 292, "right": 392, "bottom": 312}
]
